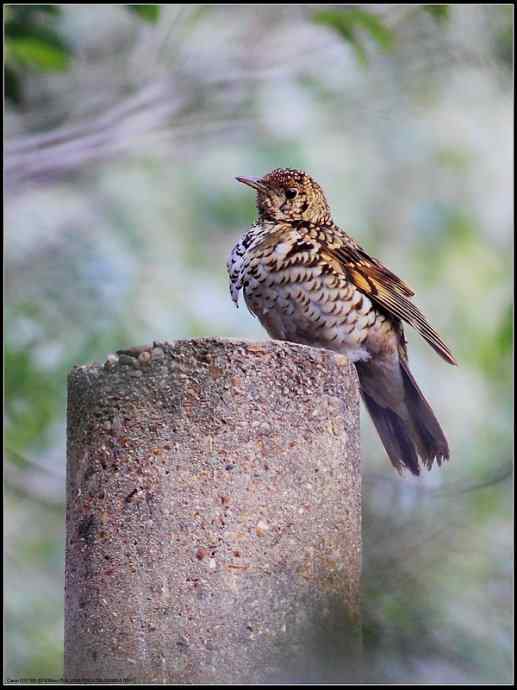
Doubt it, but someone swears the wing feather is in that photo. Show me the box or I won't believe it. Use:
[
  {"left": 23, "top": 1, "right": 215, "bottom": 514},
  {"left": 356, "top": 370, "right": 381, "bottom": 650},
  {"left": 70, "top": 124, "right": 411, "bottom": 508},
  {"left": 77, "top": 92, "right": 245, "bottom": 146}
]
[
  {"left": 327, "top": 235, "right": 457, "bottom": 366},
  {"left": 333, "top": 243, "right": 415, "bottom": 297}
]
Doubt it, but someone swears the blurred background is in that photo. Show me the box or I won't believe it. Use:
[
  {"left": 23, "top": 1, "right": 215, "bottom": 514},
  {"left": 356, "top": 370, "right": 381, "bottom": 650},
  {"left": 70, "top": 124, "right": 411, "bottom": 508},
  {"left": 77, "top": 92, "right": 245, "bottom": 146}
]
[{"left": 4, "top": 4, "right": 513, "bottom": 683}]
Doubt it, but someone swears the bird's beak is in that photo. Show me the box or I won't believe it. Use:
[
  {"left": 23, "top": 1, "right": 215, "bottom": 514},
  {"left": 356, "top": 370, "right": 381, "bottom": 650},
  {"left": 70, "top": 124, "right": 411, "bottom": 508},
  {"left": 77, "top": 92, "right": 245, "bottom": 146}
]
[{"left": 236, "top": 176, "right": 268, "bottom": 193}]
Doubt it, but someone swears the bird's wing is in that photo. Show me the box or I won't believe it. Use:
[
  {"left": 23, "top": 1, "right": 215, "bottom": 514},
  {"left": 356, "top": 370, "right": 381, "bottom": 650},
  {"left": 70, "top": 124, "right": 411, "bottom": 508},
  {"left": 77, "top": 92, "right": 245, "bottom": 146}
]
[{"left": 324, "top": 236, "right": 457, "bottom": 366}]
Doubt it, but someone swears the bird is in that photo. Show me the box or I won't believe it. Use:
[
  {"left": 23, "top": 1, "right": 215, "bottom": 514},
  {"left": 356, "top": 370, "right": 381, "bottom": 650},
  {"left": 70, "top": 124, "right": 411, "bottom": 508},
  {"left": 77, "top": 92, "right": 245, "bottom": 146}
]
[{"left": 227, "top": 167, "right": 457, "bottom": 476}]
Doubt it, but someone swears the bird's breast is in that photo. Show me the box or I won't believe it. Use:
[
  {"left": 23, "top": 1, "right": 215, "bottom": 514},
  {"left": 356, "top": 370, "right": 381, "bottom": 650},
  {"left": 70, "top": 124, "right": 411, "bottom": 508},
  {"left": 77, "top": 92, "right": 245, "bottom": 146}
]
[{"left": 234, "top": 235, "right": 378, "bottom": 361}]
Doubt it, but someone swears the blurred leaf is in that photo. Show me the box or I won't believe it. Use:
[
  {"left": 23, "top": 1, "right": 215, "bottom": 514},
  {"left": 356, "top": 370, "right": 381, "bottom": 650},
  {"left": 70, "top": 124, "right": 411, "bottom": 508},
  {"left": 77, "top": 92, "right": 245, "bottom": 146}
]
[
  {"left": 7, "top": 5, "right": 61, "bottom": 20},
  {"left": 127, "top": 5, "right": 160, "bottom": 23},
  {"left": 4, "top": 342, "right": 62, "bottom": 452},
  {"left": 476, "top": 301, "right": 513, "bottom": 385},
  {"left": 496, "top": 303, "right": 512, "bottom": 357},
  {"left": 6, "top": 20, "right": 70, "bottom": 51},
  {"left": 7, "top": 36, "right": 71, "bottom": 71},
  {"left": 345, "top": 9, "right": 394, "bottom": 49},
  {"left": 423, "top": 5, "right": 450, "bottom": 23},
  {"left": 33, "top": 5, "right": 60, "bottom": 15},
  {"left": 182, "top": 4, "right": 214, "bottom": 29},
  {"left": 4, "top": 4, "right": 71, "bottom": 102},
  {"left": 314, "top": 8, "right": 394, "bottom": 65},
  {"left": 493, "top": 5, "right": 513, "bottom": 69},
  {"left": 5, "top": 64, "right": 22, "bottom": 104}
]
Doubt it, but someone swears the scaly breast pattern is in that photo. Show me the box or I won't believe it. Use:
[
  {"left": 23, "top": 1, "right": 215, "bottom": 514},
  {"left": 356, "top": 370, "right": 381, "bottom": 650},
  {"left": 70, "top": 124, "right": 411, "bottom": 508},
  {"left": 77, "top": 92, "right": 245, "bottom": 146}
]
[{"left": 228, "top": 223, "right": 382, "bottom": 361}]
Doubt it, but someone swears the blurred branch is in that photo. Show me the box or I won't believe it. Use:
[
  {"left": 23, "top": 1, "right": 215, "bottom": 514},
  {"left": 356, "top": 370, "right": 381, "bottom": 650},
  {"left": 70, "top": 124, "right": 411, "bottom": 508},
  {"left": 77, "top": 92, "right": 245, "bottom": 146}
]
[
  {"left": 364, "top": 461, "right": 512, "bottom": 498},
  {"left": 5, "top": 466, "right": 64, "bottom": 513},
  {"left": 6, "top": 446, "right": 65, "bottom": 480},
  {"left": 5, "top": 81, "right": 188, "bottom": 193}
]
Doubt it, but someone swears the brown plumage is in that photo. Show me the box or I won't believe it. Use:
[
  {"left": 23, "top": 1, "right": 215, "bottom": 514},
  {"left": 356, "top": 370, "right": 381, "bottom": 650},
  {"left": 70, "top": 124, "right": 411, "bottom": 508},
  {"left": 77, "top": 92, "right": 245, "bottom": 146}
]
[{"left": 228, "top": 168, "right": 457, "bottom": 475}]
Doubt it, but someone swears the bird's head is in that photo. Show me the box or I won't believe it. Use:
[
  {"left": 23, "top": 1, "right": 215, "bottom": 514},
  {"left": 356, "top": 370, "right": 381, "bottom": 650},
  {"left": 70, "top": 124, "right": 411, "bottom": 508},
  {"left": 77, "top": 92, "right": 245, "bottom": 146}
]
[{"left": 236, "top": 168, "right": 331, "bottom": 224}]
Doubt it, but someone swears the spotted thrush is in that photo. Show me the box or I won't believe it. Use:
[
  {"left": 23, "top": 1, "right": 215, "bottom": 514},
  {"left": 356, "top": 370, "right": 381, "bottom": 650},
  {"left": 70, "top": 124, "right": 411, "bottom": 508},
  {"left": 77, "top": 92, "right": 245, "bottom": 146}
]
[{"left": 227, "top": 168, "right": 457, "bottom": 476}]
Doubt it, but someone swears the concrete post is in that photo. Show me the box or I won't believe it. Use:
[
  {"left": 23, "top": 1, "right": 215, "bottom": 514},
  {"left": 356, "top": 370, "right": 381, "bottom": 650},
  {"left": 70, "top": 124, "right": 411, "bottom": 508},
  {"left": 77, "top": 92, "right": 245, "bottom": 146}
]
[{"left": 65, "top": 338, "right": 361, "bottom": 683}]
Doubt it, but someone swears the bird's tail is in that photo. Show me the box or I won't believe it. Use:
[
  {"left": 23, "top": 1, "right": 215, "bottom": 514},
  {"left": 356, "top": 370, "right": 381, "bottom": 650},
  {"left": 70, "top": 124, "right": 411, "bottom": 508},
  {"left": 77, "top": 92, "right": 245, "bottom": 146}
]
[{"left": 356, "top": 358, "right": 449, "bottom": 476}]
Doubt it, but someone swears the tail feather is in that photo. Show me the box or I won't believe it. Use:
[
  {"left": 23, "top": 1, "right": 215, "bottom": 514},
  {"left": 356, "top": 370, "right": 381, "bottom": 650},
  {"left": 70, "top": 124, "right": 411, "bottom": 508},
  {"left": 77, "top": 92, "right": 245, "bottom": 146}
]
[
  {"left": 356, "top": 359, "right": 450, "bottom": 476},
  {"left": 361, "top": 390, "right": 421, "bottom": 475},
  {"left": 399, "top": 358, "right": 449, "bottom": 469}
]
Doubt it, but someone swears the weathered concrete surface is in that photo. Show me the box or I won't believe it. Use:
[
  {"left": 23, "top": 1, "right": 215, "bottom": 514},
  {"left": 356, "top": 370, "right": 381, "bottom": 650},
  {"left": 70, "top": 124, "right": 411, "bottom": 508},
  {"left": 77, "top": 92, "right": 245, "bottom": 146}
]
[{"left": 65, "top": 338, "right": 361, "bottom": 683}]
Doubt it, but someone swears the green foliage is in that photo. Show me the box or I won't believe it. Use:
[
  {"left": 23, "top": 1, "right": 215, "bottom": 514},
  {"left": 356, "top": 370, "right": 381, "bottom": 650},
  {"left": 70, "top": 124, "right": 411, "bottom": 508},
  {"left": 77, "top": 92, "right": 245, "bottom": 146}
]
[
  {"left": 476, "top": 301, "right": 513, "bottom": 388},
  {"left": 8, "top": 36, "right": 71, "bottom": 71},
  {"left": 126, "top": 5, "right": 160, "bottom": 23},
  {"left": 493, "top": 5, "right": 513, "bottom": 70},
  {"left": 423, "top": 5, "right": 450, "bottom": 23},
  {"left": 4, "top": 4, "right": 161, "bottom": 104},
  {"left": 5, "top": 5, "right": 71, "bottom": 103},
  {"left": 313, "top": 8, "right": 394, "bottom": 65},
  {"left": 313, "top": 6, "right": 452, "bottom": 65},
  {"left": 4, "top": 338, "right": 62, "bottom": 453},
  {"left": 409, "top": 200, "right": 512, "bottom": 396},
  {"left": 6, "top": 499, "right": 65, "bottom": 680}
]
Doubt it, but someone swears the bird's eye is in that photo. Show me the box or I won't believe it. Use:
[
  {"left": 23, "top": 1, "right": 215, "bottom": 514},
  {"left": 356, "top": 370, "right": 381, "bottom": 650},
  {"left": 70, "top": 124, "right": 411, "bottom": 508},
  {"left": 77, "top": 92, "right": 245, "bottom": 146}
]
[{"left": 285, "top": 188, "right": 298, "bottom": 200}]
